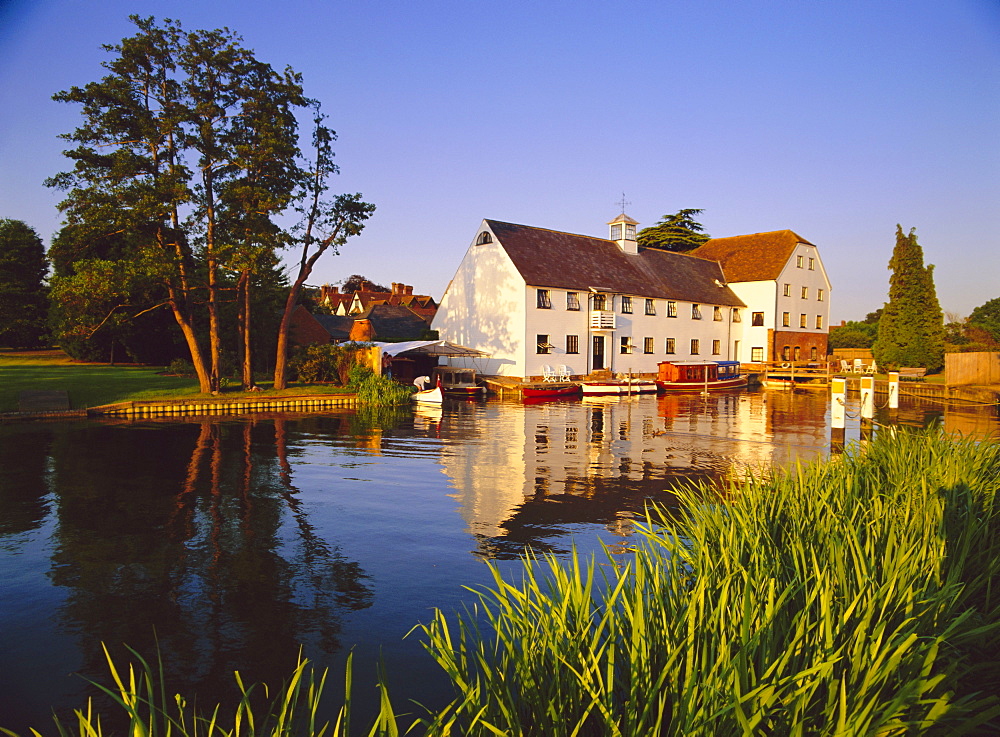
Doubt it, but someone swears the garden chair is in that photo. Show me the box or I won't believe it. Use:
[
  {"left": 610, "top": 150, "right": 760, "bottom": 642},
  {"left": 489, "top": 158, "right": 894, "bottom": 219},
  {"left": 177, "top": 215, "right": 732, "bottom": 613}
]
[
  {"left": 839, "top": 359, "right": 851, "bottom": 373},
  {"left": 864, "top": 361, "right": 878, "bottom": 375},
  {"left": 852, "top": 358, "right": 863, "bottom": 373},
  {"left": 541, "top": 365, "right": 558, "bottom": 382},
  {"left": 557, "top": 365, "right": 572, "bottom": 381}
]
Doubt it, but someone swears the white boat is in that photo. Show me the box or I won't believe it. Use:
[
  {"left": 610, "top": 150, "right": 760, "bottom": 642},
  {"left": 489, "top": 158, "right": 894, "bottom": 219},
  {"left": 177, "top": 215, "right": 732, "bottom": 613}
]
[
  {"left": 580, "top": 379, "right": 657, "bottom": 395},
  {"left": 412, "top": 385, "right": 444, "bottom": 403}
]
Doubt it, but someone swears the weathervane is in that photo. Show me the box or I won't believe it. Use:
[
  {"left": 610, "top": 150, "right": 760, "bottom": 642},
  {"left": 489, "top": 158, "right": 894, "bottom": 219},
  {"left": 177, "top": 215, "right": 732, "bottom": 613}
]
[{"left": 616, "top": 192, "right": 631, "bottom": 214}]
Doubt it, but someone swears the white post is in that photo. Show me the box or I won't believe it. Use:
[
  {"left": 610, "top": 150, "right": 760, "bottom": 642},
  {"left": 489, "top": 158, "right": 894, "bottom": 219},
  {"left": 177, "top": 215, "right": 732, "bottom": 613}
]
[
  {"left": 831, "top": 376, "right": 846, "bottom": 452},
  {"left": 860, "top": 375, "right": 874, "bottom": 420},
  {"left": 831, "top": 377, "right": 846, "bottom": 430},
  {"left": 888, "top": 371, "right": 899, "bottom": 409}
]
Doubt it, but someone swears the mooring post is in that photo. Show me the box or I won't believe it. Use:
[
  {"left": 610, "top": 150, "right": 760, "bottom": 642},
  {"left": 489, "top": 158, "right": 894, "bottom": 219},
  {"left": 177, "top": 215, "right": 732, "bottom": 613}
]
[
  {"left": 860, "top": 375, "right": 874, "bottom": 419},
  {"left": 888, "top": 371, "right": 899, "bottom": 410},
  {"left": 831, "top": 376, "right": 846, "bottom": 452}
]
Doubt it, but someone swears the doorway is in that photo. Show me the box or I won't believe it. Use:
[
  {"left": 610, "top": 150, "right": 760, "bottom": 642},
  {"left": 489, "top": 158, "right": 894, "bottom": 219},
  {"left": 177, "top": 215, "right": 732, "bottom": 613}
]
[{"left": 592, "top": 336, "right": 605, "bottom": 371}]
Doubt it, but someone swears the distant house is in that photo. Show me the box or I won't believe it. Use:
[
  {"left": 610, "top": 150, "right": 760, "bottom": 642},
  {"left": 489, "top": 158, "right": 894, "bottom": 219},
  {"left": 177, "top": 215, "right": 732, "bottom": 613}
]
[
  {"left": 690, "top": 230, "right": 831, "bottom": 362},
  {"left": 431, "top": 215, "right": 832, "bottom": 379},
  {"left": 318, "top": 282, "right": 437, "bottom": 322},
  {"left": 289, "top": 303, "right": 433, "bottom": 348}
]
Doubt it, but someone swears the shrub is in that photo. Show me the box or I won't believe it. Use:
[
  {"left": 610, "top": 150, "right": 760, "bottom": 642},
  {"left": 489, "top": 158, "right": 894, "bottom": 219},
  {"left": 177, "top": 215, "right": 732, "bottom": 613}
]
[{"left": 289, "top": 343, "right": 371, "bottom": 385}]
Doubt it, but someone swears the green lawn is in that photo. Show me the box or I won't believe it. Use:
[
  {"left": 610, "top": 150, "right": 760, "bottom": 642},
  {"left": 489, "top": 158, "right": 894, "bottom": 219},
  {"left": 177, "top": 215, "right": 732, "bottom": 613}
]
[{"left": 0, "top": 350, "right": 351, "bottom": 412}]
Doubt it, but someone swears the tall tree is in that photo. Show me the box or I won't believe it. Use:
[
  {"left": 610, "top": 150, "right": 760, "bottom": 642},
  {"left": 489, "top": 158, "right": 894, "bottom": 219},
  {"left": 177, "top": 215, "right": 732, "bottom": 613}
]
[
  {"left": 636, "top": 209, "right": 710, "bottom": 252},
  {"left": 48, "top": 16, "right": 319, "bottom": 392},
  {"left": 0, "top": 219, "right": 48, "bottom": 348},
  {"left": 273, "top": 111, "right": 375, "bottom": 390},
  {"left": 873, "top": 226, "right": 945, "bottom": 371}
]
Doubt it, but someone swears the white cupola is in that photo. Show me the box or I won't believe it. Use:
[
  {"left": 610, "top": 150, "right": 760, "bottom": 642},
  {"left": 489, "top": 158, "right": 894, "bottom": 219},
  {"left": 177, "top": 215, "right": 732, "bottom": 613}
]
[{"left": 608, "top": 213, "right": 639, "bottom": 254}]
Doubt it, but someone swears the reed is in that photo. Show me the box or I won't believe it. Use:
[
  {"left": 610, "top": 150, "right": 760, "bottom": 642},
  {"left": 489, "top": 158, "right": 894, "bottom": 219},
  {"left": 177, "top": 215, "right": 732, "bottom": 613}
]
[
  {"left": 0, "top": 647, "right": 400, "bottom": 737},
  {"left": 415, "top": 427, "right": 1000, "bottom": 735}
]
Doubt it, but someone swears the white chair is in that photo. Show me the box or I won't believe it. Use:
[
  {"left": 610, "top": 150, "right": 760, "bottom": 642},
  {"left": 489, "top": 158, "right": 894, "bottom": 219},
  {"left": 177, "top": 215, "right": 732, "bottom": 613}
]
[
  {"left": 541, "top": 365, "right": 557, "bottom": 382},
  {"left": 864, "top": 360, "right": 878, "bottom": 375},
  {"left": 852, "top": 358, "right": 863, "bottom": 373},
  {"left": 557, "top": 365, "right": 572, "bottom": 381},
  {"left": 839, "top": 359, "right": 851, "bottom": 373}
]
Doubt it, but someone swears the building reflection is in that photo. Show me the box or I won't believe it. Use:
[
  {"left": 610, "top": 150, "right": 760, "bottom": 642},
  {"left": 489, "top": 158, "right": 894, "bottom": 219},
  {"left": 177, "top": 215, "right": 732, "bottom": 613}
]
[{"left": 435, "top": 390, "right": 834, "bottom": 558}]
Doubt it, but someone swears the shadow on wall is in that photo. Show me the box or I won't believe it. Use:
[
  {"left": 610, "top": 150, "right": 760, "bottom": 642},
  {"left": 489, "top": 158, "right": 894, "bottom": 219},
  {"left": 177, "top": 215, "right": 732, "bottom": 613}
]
[{"left": 433, "top": 239, "right": 521, "bottom": 375}]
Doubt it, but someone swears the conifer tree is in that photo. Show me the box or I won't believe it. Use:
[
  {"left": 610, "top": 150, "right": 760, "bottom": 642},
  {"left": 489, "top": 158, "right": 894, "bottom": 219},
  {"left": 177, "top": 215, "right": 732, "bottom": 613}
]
[
  {"left": 636, "top": 209, "right": 710, "bottom": 252},
  {"left": 873, "top": 225, "right": 945, "bottom": 371},
  {"left": 0, "top": 219, "right": 48, "bottom": 348}
]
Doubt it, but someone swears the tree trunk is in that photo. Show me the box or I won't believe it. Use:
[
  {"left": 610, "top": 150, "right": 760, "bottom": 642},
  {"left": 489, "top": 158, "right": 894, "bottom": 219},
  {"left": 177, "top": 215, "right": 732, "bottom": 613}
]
[
  {"left": 273, "top": 282, "right": 302, "bottom": 390},
  {"left": 238, "top": 269, "right": 254, "bottom": 390}
]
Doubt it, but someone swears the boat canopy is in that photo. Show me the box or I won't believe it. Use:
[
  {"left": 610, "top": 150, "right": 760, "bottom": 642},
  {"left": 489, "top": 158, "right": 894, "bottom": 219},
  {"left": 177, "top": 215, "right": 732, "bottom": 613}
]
[{"left": 374, "top": 340, "right": 488, "bottom": 357}]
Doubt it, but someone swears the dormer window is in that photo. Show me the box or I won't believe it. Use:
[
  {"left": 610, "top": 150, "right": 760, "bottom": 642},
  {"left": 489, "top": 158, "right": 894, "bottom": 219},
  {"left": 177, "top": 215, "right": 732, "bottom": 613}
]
[{"left": 476, "top": 231, "right": 492, "bottom": 245}]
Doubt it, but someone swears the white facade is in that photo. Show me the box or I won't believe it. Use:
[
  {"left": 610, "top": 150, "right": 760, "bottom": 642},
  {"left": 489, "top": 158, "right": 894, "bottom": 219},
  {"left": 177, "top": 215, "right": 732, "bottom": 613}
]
[
  {"left": 694, "top": 233, "right": 833, "bottom": 363},
  {"left": 433, "top": 219, "right": 747, "bottom": 380}
]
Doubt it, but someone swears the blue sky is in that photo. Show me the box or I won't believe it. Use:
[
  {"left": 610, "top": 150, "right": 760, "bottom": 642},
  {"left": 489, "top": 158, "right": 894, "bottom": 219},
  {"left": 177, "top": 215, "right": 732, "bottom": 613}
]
[{"left": 2, "top": 0, "right": 998, "bottom": 321}]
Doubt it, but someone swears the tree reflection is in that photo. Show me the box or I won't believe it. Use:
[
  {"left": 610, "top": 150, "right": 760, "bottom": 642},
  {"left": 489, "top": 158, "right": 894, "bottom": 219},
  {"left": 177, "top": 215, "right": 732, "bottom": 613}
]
[
  {"left": 45, "top": 418, "right": 372, "bottom": 721},
  {"left": 0, "top": 425, "right": 52, "bottom": 539}
]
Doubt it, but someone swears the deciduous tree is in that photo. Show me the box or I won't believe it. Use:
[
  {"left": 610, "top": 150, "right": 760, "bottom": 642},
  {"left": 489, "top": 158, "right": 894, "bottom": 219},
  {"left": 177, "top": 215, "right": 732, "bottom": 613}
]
[
  {"left": 636, "top": 209, "right": 710, "bottom": 252},
  {"left": 968, "top": 297, "right": 1000, "bottom": 345},
  {"left": 48, "top": 16, "right": 346, "bottom": 392},
  {"left": 273, "top": 112, "right": 374, "bottom": 390},
  {"left": 873, "top": 226, "right": 945, "bottom": 371}
]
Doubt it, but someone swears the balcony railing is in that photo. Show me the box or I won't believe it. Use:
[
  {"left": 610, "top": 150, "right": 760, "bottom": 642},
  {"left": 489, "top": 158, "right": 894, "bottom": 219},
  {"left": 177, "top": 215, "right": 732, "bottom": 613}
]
[{"left": 590, "top": 310, "right": 615, "bottom": 330}]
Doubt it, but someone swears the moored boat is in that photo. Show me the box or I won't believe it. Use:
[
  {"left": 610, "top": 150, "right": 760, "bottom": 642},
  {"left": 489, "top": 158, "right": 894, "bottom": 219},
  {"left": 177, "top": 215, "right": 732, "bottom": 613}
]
[
  {"left": 431, "top": 367, "right": 484, "bottom": 397},
  {"left": 580, "top": 379, "right": 657, "bottom": 395},
  {"left": 655, "top": 360, "right": 748, "bottom": 392},
  {"left": 412, "top": 385, "right": 444, "bottom": 403},
  {"left": 521, "top": 383, "right": 582, "bottom": 400}
]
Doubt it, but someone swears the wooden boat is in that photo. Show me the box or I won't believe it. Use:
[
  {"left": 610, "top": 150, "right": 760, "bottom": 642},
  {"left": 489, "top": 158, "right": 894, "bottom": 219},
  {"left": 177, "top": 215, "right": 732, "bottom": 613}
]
[
  {"left": 521, "top": 383, "right": 581, "bottom": 400},
  {"left": 580, "top": 379, "right": 657, "bottom": 395},
  {"left": 412, "top": 385, "right": 444, "bottom": 403},
  {"left": 655, "top": 360, "right": 748, "bottom": 392},
  {"left": 431, "top": 367, "right": 484, "bottom": 397},
  {"left": 760, "top": 363, "right": 830, "bottom": 389}
]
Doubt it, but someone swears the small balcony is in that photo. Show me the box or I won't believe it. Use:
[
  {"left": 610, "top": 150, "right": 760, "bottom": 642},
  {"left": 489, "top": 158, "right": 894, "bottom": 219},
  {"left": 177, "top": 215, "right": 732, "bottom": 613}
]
[{"left": 590, "top": 310, "right": 616, "bottom": 330}]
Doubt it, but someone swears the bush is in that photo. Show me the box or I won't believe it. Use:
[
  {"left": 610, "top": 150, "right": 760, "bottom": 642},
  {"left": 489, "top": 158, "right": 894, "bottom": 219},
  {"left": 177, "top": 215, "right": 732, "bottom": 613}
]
[{"left": 289, "top": 343, "right": 370, "bottom": 385}]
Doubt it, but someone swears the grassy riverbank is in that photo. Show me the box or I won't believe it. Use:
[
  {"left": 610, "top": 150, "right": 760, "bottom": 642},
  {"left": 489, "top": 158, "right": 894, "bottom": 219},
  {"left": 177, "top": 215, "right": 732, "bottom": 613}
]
[
  {"left": 6, "top": 428, "right": 999, "bottom": 736},
  {"left": 0, "top": 349, "right": 352, "bottom": 412}
]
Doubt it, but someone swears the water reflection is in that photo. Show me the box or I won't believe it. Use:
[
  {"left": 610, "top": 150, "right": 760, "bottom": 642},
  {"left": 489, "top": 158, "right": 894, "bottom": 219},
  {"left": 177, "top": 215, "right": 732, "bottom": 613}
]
[
  {"left": 0, "top": 390, "right": 996, "bottom": 733},
  {"left": 4, "top": 419, "right": 372, "bottom": 729},
  {"left": 440, "top": 391, "right": 836, "bottom": 558}
]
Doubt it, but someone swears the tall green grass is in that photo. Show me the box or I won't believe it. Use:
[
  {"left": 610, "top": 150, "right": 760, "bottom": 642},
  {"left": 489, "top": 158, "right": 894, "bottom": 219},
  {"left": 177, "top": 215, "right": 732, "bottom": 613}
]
[
  {"left": 416, "top": 428, "right": 1000, "bottom": 735},
  {"left": 6, "top": 428, "right": 999, "bottom": 736}
]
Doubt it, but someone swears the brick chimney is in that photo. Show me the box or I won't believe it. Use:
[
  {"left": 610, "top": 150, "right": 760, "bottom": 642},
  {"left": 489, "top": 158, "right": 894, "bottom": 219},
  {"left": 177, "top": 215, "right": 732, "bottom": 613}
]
[
  {"left": 404, "top": 285, "right": 413, "bottom": 295},
  {"left": 350, "top": 319, "right": 374, "bottom": 342}
]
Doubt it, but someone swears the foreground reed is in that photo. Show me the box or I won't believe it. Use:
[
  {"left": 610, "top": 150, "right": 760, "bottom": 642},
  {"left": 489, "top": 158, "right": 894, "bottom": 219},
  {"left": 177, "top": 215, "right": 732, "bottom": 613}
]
[
  {"left": 6, "top": 428, "right": 999, "bottom": 736},
  {"left": 417, "top": 428, "right": 1000, "bottom": 735}
]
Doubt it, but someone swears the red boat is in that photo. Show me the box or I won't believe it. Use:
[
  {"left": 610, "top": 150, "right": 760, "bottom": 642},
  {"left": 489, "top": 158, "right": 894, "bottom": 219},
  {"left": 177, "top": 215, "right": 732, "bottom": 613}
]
[
  {"left": 521, "top": 383, "right": 582, "bottom": 400},
  {"left": 655, "top": 360, "right": 747, "bottom": 392}
]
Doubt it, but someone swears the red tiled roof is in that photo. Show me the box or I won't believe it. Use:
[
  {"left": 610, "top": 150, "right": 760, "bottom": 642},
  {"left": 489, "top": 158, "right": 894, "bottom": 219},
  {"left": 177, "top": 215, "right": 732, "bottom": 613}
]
[
  {"left": 486, "top": 220, "right": 745, "bottom": 307},
  {"left": 690, "top": 230, "right": 814, "bottom": 283}
]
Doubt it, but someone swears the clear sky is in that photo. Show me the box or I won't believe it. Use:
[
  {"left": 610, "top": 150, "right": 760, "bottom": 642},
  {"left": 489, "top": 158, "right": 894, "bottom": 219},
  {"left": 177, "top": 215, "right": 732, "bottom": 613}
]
[{"left": 2, "top": 0, "right": 998, "bottom": 322}]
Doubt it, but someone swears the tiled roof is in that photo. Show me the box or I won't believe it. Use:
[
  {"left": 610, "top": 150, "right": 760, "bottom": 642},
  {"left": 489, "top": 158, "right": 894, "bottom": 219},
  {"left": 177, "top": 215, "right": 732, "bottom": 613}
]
[
  {"left": 690, "top": 230, "right": 814, "bottom": 283},
  {"left": 486, "top": 220, "right": 745, "bottom": 307},
  {"left": 313, "top": 314, "right": 354, "bottom": 340},
  {"left": 356, "top": 304, "right": 431, "bottom": 340}
]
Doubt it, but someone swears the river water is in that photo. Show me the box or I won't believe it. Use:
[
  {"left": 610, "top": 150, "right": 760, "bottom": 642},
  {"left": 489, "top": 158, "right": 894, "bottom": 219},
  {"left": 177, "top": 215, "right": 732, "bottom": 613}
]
[{"left": 1, "top": 389, "right": 996, "bottom": 732}]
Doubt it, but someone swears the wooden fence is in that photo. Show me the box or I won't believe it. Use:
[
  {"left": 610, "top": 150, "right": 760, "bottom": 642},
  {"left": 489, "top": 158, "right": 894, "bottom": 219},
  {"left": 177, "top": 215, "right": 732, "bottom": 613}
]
[
  {"left": 831, "top": 348, "right": 874, "bottom": 361},
  {"left": 946, "top": 352, "right": 1000, "bottom": 387}
]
